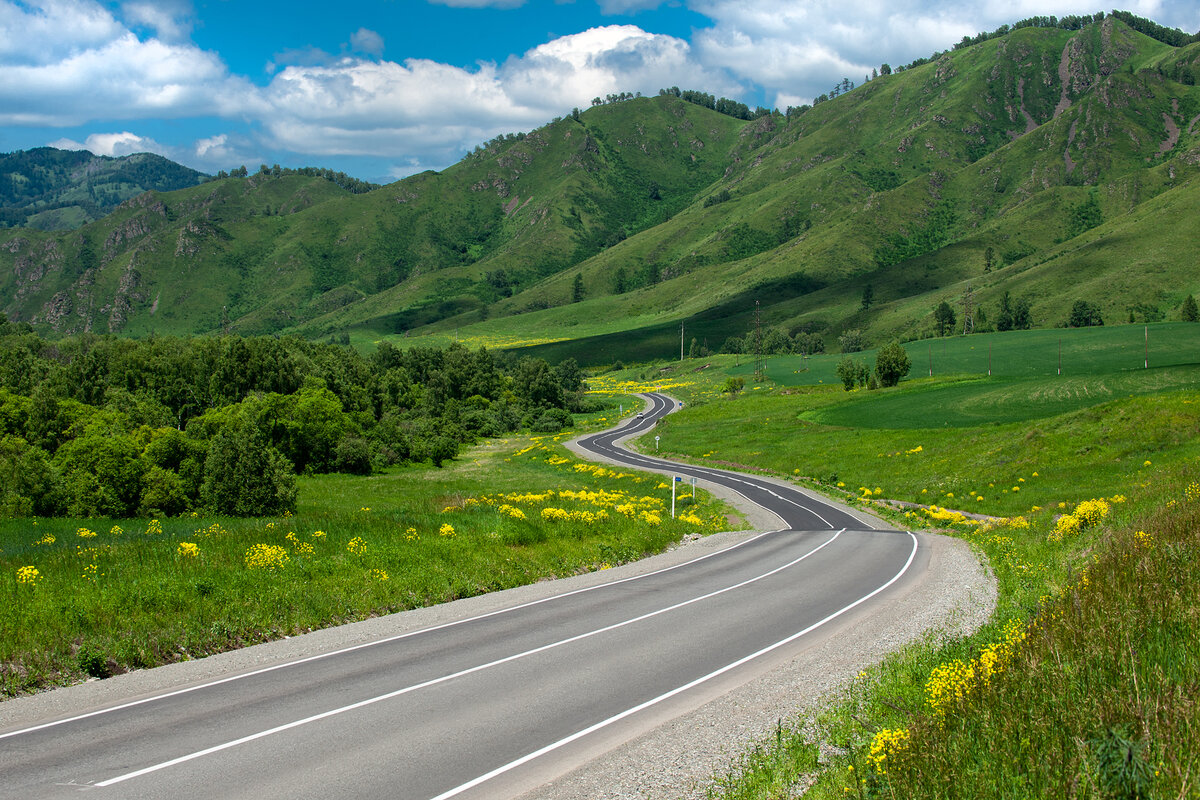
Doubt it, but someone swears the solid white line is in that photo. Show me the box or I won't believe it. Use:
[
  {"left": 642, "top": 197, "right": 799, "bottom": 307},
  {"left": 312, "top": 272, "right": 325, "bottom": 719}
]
[
  {"left": 93, "top": 529, "right": 846, "bottom": 788},
  {"left": 0, "top": 528, "right": 779, "bottom": 743},
  {"left": 428, "top": 530, "right": 921, "bottom": 800}
]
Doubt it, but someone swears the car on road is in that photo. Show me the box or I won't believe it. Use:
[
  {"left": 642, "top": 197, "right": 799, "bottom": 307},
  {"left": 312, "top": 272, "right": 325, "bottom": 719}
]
[{"left": 636, "top": 412, "right": 644, "bottom": 420}]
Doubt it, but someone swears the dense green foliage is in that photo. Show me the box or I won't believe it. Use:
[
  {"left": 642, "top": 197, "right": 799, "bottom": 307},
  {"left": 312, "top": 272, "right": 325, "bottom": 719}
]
[
  {"left": 873, "top": 340, "right": 911, "bottom": 386},
  {"left": 0, "top": 319, "right": 591, "bottom": 517}
]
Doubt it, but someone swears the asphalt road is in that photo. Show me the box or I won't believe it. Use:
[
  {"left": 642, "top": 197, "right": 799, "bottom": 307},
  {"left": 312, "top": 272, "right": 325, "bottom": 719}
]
[{"left": 0, "top": 395, "right": 921, "bottom": 800}]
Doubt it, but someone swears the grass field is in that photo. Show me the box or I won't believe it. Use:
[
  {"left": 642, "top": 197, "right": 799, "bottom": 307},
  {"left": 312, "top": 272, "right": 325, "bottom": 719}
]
[
  {"left": 0, "top": 408, "right": 739, "bottom": 697},
  {"left": 601, "top": 327, "right": 1200, "bottom": 799}
]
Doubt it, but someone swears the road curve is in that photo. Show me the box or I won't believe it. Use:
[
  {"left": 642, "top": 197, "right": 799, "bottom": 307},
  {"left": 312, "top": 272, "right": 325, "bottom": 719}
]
[{"left": 0, "top": 396, "right": 923, "bottom": 800}]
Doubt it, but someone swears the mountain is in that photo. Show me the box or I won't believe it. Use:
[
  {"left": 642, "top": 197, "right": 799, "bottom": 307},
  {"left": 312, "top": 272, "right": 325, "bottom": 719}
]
[
  {"left": 1, "top": 14, "right": 1198, "bottom": 363},
  {"left": 0, "top": 148, "right": 209, "bottom": 231}
]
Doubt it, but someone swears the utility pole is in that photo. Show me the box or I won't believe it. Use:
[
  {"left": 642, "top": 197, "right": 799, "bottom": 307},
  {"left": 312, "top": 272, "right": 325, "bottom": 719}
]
[
  {"left": 1145, "top": 325, "right": 1149, "bottom": 369},
  {"left": 962, "top": 285, "right": 975, "bottom": 335},
  {"left": 680, "top": 321, "right": 685, "bottom": 361},
  {"left": 754, "top": 301, "right": 764, "bottom": 382}
]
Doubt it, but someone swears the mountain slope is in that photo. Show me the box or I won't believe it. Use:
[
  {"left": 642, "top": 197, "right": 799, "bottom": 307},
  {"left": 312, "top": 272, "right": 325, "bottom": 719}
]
[
  {"left": 1, "top": 15, "right": 1198, "bottom": 360},
  {"left": 0, "top": 148, "right": 209, "bottom": 230}
]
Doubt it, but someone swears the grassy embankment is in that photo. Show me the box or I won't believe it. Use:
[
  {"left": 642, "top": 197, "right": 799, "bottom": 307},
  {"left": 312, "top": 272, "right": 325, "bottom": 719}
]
[
  {"left": 0, "top": 402, "right": 739, "bottom": 698},
  {"left": 595, "top": 324, "right": 1199, "bottom": 798}
]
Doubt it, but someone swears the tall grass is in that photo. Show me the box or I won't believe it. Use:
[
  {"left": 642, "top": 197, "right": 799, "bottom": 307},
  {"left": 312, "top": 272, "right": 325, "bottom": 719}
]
[
  {"left": 849, "top": 485, "right": 1200, "bottom": 800},
  {"left": 639, "top": 360, "right": 1200, "bottom": 799}
]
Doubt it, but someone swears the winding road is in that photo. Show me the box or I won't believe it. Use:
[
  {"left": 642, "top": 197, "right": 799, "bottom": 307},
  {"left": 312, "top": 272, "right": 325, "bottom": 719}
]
[{"left": 0, "top": 393, "right": 925, "bottom": 800}]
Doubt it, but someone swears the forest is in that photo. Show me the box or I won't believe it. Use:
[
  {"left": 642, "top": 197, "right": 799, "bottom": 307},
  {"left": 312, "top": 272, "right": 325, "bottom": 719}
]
[{"left": 0, "top": 316, "right": 592, "bottom": 519}]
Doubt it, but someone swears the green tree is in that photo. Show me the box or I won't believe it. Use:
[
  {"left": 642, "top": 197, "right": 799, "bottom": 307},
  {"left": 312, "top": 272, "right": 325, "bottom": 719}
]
[
  {"left": 933, "top": 301, "right": 956, "bottom": 336},
  {"left": 861, "top": 284, "right": 874, "bottom": 311},
  {"left": 1012, "top": 296, "right": 1033, "bottom": 329},
  {"left": 200, "top": 425, "right": 296, "bottom": 516},
  {"left": 839, "top": 329, "right": 865, "bottom": 353},
  {"left": 996, "top": 292, "right": 1014, "bottom": 331},
  {"left": 875, "top": 341, "right": 912, "bottom": 387},
  {"left": 1068, "top": 300, "right": 1104, "bottom": 327},
  {"left": 1182, "top": 294, "right": 1198, "bottom": 322},
  {"left": 572, "top": 273, "right": 585, "bottom": 303},
  {"left": 835, "top": 358, "right": 870, "bottom": 391},
  {"left": 722, "top": 376, "right": 745, "bottom": 397},
  {"left": 612, "top": 266, "right": 628, "bottom": 294}
]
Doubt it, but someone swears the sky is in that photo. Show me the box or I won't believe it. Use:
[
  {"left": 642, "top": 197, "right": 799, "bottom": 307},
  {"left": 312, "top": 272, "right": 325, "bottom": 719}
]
[{"left": 2, "top": 0, "right": 1197, "bottom": 183}]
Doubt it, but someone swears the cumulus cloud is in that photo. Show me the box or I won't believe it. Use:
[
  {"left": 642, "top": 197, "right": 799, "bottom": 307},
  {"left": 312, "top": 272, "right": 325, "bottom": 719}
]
[
  {"left": 258, "top": 25, "right": 735, "bottom": 160},
  {"left": 688, "top": 0, "right": 1199, "bottom": 104},
  {"left": 350, "top": 27, "right": 385, "bottom": 57},
  {"left": 121, "top": 0, "right": 193, "bottom": 42},
  {"left": 0, "top": 0, "right": 258, "bottom": 126},
  {"left": 47, "top": 131, "right": 168, "bottom": 157},
  {"left": 0, "top": 0, "right": 125, "bottom": 65}
]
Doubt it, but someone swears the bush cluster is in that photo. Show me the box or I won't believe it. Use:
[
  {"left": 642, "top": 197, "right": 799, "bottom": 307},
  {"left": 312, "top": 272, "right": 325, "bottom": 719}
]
[{"left": 0, "top": 324, "right": 592, "bottom": 517}]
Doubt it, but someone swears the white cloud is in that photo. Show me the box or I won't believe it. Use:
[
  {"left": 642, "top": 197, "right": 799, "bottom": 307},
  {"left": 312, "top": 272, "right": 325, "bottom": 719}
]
[
  {"left": 688, "top": 0, "right": 1200, "bottom": 104},
  {"left": 0, "top": 0, "right": 125, "bottom": 65},
  {"left": 121, "top": 0, "right": 193, "bottom": 42},
  {"left": 0, "top": 1, "right": 259, "bottom": 127},
  {"left": 258, "top": 25, "right": 734, "bottom": 159},
  {"left": 47, "top": 131, "right": 168, "bottom": 157},
  {"left": 350, "top": 28, "right": 385, "bottom": 57}
]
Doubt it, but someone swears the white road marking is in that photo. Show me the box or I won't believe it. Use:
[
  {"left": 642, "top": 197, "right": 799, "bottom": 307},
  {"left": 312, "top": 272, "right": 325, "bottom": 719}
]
[
  {"left": 1, "top": 527, "right": 780, "bottom": 743},
  {"left": 428, "top": 530, "right": 921, "bottom": 800},
  {"left": 93, "top": 530, "right": 847, "bottom": 788}
]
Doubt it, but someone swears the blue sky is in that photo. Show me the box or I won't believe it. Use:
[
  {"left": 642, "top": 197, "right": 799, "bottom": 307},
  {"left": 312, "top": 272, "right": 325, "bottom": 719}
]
[{"left": 2, "top": 0, "right": 1197, "bottom": 183}]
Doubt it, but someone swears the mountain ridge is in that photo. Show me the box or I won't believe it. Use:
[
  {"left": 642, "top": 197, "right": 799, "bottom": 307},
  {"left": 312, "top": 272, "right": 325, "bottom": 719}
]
[
  {"left": 2, "top": 14, "right": 1198, "bottom": 363},
  {"left": 0, "top": 148, "right": 210, "bottom": 231}
]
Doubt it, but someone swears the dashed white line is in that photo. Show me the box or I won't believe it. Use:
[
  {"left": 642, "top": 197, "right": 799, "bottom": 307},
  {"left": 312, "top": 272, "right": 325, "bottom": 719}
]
[
  {"left": 93, "top": 530, "right": 846, "bottom": 788},
  {"left": 428, "top": 530, "right": 920, "bottom": 800}
]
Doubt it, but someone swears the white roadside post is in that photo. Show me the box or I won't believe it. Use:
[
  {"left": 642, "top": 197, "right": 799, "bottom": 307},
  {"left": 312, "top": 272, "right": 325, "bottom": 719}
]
[
  {"left": 691, "top": 476, "right": 696, "bottom": 500},
  {"left": 655, "top": 435, "right": 660, "bottom": 452}
]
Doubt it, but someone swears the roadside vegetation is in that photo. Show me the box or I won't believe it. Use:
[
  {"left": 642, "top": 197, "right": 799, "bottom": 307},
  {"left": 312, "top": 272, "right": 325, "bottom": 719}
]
[
  {"left": 0, "top": 418, "right": 735, "bottom": 697},
  {"left": 0, "top": 322, "right": 597, "bottom": 519},
  {"left": 608, "top": 326, "right": 1199, "bottom": 799}
]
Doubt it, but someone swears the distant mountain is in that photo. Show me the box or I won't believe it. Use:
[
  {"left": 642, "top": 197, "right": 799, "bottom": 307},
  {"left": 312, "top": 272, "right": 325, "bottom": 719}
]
[
  {"left": 0, "top": 148, "right": 208, "bottom": 230},
  {"left": 1, "top": 14, "right": 1198, "bottom": 362}
]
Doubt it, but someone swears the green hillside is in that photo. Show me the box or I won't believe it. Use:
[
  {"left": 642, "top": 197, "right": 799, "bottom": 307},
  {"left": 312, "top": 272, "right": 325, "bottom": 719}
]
[
  {"left": 1, "top": 15, "right": 1199, "bottom": 357},
  {"left": 0, "top": 148, "right": 209, "bottom": 230}
]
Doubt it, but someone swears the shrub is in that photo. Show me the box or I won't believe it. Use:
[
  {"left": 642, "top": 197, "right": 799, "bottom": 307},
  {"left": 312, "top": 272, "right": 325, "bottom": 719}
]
[
  {"left": 1182, "top": 294, "right": 1198, "bottom": 322},
  {"left": 1068, "top": 300, "right": 1104, "bottom": 327},
  {"left": 200, "top": 425, "right": 297, "bottom": 516},
  {"left": 334, "top": 436, "right": 373, "bottom": 475},
  {"left": 875, "top": 341, "right": 912, "bottom": 387}
]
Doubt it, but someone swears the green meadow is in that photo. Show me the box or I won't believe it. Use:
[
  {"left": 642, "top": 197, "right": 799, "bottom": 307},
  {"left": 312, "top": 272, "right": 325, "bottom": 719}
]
[{"left": 604, "top": 324, "right": 1200, "bottom": 799}]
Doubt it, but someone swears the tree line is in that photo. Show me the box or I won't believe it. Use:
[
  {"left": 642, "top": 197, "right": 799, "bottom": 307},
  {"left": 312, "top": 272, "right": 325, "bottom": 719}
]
[
  {"left": 210, "top": 165, "right": 379, "bottom": 194},
  {"left": 657, "top": 87, "right": 773, "bottom": 121},
  {"left": 0, "top": 320, "right": 593, "bottom": 519}
]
